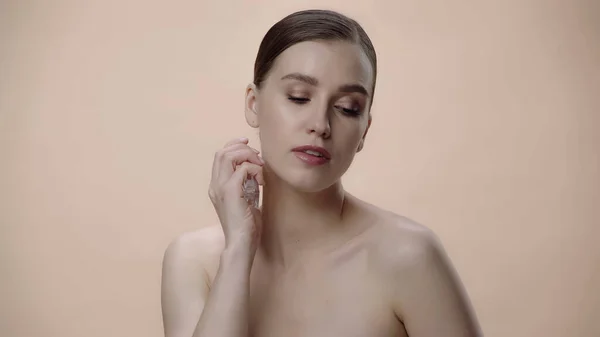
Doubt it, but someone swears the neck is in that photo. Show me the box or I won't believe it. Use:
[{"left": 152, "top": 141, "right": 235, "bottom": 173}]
[{"left": 258, "top": 166, "right": 351, "bottom": 267}]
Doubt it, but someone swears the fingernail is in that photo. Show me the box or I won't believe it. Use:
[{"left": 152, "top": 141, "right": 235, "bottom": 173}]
[
  {"left": 253, "top": 148, "right": 260, "bottom": 153},
  {"left": 239, "top": 137, "right": 249, "bottom": 142}
]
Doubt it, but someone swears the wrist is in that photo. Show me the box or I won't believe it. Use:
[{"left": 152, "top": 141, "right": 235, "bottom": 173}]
[
  {"left": 224, "top": 231, "right": 257, "bottom": 251},
  {"left": 221, "top": 240, "right": 256, "bottom": 266}
]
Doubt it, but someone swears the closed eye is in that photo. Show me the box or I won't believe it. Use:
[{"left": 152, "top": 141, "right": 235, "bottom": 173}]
[
  {"left": 288, "top": 96, "right": 362, "bottom": 116},
  {"left": 288, "top": 96, "right": 310, "bottom": 104},
  {"left": 334, "top": 105, "right": 361, "bottom": 116}
]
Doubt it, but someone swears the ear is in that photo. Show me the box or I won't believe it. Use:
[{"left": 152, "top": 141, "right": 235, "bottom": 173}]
[
  {"left": 245, "top": 83, "right": 259, "bottom": 128},
  {"left": 357, "top": 114, "right": 372, "bottom": 153}
]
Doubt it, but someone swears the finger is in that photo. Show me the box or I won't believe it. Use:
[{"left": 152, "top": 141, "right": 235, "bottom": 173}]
[
  {"left": 227, "top": 162, "right": 264, "bottom": 196},
  {"left": 215, "top": 148, "right": 263, "bottom": 186},
  {"left": 233, "top": 162, "right": 265, "bottom": 186},
  {"left": 243, "top": 163, "right": 265, "bottom": 186},
  {"left": 212, "top": 144, "right": 260, "bottom": 180},
  {"left": 221, "top": 148, "right": 264, "bottom": 175},
  {"left": 224, "top": 137, "right": 249, "bottom": 148},
  {"left": 223, "top": 142, "right": 260, "bottom": 154}
]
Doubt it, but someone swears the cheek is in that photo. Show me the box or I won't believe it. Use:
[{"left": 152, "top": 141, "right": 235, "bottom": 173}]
[
  {"left": 258, "top": 113, "right": 282, "bottom": 140},
  {"left": 257, "top": 107, "right": 290, "bottom": 152},
  {"left": 258, "top": 102, "right": 297, "bottom": 135},
  {"left": 336, "top": 122, "right": 365, "bottom": 144},
  {"left": 334, "top": 128, "right": 366, "bottom": 160}
]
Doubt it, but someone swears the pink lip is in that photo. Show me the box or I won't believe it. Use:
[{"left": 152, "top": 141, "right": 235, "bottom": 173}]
[
  {"left": 291, "top": 145, "right": 331, "bottom": 159},
  {"left": 291, "top": 145, "right": 331, "bottom": 166}
]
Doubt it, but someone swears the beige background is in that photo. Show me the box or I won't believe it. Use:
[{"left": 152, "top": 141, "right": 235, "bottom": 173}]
[{"left": 1, "top": 0, "right": 599, "bottom": 336}]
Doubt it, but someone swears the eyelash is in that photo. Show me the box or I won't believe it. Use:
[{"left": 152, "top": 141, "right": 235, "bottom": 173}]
[{"left": 287, "top": 96, "right": 361, "bottom": 116}]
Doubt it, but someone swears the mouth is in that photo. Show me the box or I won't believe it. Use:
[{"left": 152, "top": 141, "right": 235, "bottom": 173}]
[{"left": 291, "top": 145, "right": 332, "bottom": 159}]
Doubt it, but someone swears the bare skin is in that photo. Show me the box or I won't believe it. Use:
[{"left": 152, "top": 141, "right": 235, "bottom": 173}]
[
  {"left": 161, "top": 40, "right": 482, "bottom": 337},
  {"left": 163, "top": 200, "right": 481, "bottom": 337}
]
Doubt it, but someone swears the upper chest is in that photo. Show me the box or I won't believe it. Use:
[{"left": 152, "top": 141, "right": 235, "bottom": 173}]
[{"left": 246, "top": 247, "right": 406, "bottom": 337}]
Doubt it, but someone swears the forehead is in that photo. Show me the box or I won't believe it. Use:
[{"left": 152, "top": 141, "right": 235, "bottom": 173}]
[{"left": 266, "top": 40, "right": 374, "bottom": 91}]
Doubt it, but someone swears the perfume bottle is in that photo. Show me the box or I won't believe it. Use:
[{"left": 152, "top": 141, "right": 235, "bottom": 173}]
[{"left": 242, "top": 176, "right": 259, "bottom": 209}]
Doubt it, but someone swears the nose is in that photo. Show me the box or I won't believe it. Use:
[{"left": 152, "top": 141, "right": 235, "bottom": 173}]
[{"left": 307, "top": 106, "right": 331, "bottom": 139}]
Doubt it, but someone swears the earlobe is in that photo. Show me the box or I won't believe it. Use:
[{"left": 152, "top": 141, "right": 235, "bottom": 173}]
[{"left": 245, "top": 83, "right": 260, "bottom": 128}]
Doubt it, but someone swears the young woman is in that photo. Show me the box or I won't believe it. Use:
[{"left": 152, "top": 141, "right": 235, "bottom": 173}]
[{"left": 161, "top": 9, "right": 482, "bottom": 337}]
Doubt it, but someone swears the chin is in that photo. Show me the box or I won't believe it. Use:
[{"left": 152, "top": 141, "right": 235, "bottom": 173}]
[
  {"left": 277, "top": 166, "right": 342, "bottom": 193},
  {"left": 263, "top": 153, "right": 350, "bottom": 193}
]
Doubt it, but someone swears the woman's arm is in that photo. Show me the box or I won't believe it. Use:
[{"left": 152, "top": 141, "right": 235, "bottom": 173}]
[
  {"left": 162, "top": 137, "right": 264, "bottom": 337},
  {"left": 391, "top": 229, "right": 483, "bottom": 337},
  {"left": 161, "top": 229, "right": 253, "bottom": 337}
]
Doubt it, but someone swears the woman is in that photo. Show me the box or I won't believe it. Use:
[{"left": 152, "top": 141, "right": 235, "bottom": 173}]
[{"left": 161, "top": 9, "right": 482, "bottom": 337}]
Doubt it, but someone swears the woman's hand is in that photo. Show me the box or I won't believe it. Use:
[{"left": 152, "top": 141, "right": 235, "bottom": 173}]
[{"left": 208, "top": 137, "right": 265, "bottom": 253}]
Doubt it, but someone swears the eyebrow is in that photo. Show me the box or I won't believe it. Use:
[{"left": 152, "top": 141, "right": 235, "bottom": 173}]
[{"left": 280, "top": 72, "right": 370, "bottom": 97}]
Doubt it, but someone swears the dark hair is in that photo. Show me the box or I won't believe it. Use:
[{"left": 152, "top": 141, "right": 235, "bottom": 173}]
[{"left": 253, "top": 9, "right": 378, "bottom": 108}]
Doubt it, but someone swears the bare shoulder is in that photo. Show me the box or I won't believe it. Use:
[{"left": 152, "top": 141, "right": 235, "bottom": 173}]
[
  {"left": 164, "top": 225, "right": 225, "bottom": 262},
  {"left": 377, "top": 213, "right": 442, "bottom": 268},
  {"left": 358, "top": 201, "right": 482, "bottom": 336},
  {"left": 162, "top": 225, "right": 225, "bottom": 283},
  {"left": 362, "top": 203, "right": 456, "bottom": 283},
  {"left": 355, "top": 201, "right": 442, "bottom": 269},
  {"left": 161, "top": 227, "right": 226, "bottom": 337}
]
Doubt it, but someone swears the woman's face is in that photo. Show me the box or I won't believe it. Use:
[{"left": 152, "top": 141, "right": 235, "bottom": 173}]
[{"left": 245, "top": 40, "right": 374, "bottom": 192}]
